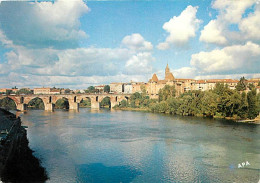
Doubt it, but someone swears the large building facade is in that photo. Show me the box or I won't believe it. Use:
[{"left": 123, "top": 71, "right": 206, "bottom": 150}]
[{"left": 146, "top": 64, "right": 195, "bottom": 98}]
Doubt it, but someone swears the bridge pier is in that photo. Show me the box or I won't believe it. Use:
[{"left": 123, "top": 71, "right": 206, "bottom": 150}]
[
  {"left": 91, "top": 101, "right": 100, "bottom": 109},
  {"left": 110, "top": 101, "right": 119, "bottom": 108},
  {"left": 70, "top": 102, "right": 79, "bottom": 111},
  {"left": 45, "top": 103, "right": 54, "bottom": 111},
  {"left": 17, "top": 103, "right": 27, "bottom": 111}
]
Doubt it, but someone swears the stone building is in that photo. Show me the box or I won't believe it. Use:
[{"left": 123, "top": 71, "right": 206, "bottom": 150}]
[
  {"left": 94, "top": 85, "right": 105, "bottom": 93},
  {"left": 123, "top": 83, "right": 132, "bottom": 94},
  {"left": 110, "top": 83, "right": 123, "bottom": 93},
  {"left": 34, "top": 88, "right": 51, "bottom": 94},
  {"left": 146, "top": 64, "right": 194, "bottom": 98},
  {"left": 34, "top": 87, "right": 61, "bottom": 94},
  {"left": 194, "top": 79, "right": 239, "bottom": 91},
  {"left": 131, "top": 82, "right": 145, "bottom": 93}
]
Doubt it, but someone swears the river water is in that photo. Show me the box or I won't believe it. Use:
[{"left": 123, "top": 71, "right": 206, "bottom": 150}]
[{"left": 18, "top": 108, "right": 259, "bottom": 183}]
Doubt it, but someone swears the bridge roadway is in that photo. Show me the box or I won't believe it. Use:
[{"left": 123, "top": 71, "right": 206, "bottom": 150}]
[{"left": 0, "top": 93, "right": 131, "bottom": 111}]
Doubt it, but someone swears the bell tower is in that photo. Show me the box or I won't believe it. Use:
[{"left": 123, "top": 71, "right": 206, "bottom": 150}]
[
  {"left": 165, "top": 63, "right": 175, "bottom": 81},
  {"left": 165, "top": 63, "right": 170, "bottom": 78}
]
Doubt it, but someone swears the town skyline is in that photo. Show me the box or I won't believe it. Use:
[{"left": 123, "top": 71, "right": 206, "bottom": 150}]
[{"left": 0, "top": 0, "right": 260, "bottom": 89}]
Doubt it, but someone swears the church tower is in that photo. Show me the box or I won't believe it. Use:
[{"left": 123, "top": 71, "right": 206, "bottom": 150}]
[{"left": 165, "top": 64, "right": 175, "bottom": 81}]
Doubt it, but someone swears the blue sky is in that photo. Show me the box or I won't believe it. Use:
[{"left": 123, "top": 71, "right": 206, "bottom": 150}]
[{"left": 0, "top": 0, "right": 259, "bottom": 89}]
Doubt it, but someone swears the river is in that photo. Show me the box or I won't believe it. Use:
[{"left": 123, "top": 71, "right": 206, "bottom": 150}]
[{"left": 18, "top": 108, "right": 259, "bottom": 183}]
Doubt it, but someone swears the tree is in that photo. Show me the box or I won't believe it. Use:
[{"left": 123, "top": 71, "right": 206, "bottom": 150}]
[
  {"left": 87, "top": 86, "right": 95, "bottom": 93},
  {"left": 247, "top": 89, "right": 258, "bottom": 119},
  {"left": 0, "top": 98, "right": 16, "bottom": 110},
  {"left": 55, "top": 98, "right": 69, "bottom": 109},
  {"left": 213, "top": 83, "right": 226, "bottom": 95},
  {"left": 119, "top": 100, "right": 128, "bottom": 107},
  {"left": 158, "top": 85, "right": 176, "bottom": 102},
  {"left": 248, "top": 83, "right": 255, "bottom": 90},
  {"left": 200, "top": 91, "right": 218, "bottom": 117},
  {"left": 141, "top": 85, "right": 147, "bottom": 98},
  {"left": 28, "top": 98, "right": 45, "bottom": 109},
  {"left": 64, "top": 89, "right": 71, "bottom": 94},
  {"left": 236, "top": 77, "right": 247, "bottom": 91},
  {"left": 100, "top": 97, "right": 111, "bottom": 108},
  {"left": 17, "top": 88, "right": 33, "bottom": 95},
  {"left": 104, "top": 85, "right": 110, "bottom": 93},
  {"left": 238, "top": 92, "right": 248, "bottom": 118}
]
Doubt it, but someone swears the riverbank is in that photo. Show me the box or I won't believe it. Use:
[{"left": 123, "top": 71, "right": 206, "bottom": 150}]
[
  {"left": 0, "top": 108, "right": 48, "bottom": 182},
  {"left": 114, "top": 106, "right": 260, "bottom": 124}
]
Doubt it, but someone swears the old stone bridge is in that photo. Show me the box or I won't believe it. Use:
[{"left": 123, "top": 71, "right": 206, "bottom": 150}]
[{"left": 0, "top": 94, "right": 131, "bottom": 111}]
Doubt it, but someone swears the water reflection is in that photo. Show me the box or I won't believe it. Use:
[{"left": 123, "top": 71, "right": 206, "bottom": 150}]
[
  {"left": 19, "top": 108, "right": 260, "bottom": 183},
  {"left": 76, "top": 163, "right": 141, "bottom": 183}
]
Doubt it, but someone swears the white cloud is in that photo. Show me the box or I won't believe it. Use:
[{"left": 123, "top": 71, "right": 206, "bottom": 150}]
[
  {"left": 190, "top": 41, "right": 260, "bottom": 74},
  {"left": 122, "top": 33, "right": 153, "bottom": 51},
  {"left": 200, "top": 0, "right": 258, "bottom": 45},
  {"left": 157, "top": 5, "right": 202, "bottom": 49},
  {"left": 172, "top": 67, "right": 197, "bottom": 79},
  {"left": 239, "top": 5, "right": 260, "bottom": 40},
  {"left": 0, "top": 0, "right": 89, "bottom": 48},
  {"left": 199, "top": 20, "right": 227, "bottom": 45},
  {"left": 125, "top": 52, "right": 155, "bottom": 75},
  {"left": 213, "top": 0, "right": 255, "bottom": 23}
]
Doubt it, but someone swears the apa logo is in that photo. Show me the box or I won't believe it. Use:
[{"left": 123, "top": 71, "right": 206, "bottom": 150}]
[{"left": 238, "top": 161, "right": 250, "bottom": 168}]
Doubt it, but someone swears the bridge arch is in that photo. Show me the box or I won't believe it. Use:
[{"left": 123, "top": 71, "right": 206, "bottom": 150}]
[
  {"left": 27, "top": 97, "right": 45, "bottom": 110},
  {"left": 0, "top": 97, "right": 17, "bottom": 110},
  {"left": 55, "top": 97, "right": 69, "bottom": 110},
  {"left": 100, "top": 96, "right": 111, "bottom": 108},
  {"left": 79, "top": 97, "right": 91, "bottom": 108}
]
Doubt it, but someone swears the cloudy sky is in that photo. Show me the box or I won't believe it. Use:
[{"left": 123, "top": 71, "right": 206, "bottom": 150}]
[{"left": 0, "top": 0, "right": 259, "bottom": 89}]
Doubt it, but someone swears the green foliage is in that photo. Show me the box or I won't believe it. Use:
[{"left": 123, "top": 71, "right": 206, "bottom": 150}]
[
  {"left": 213, "top": 83, "right": 227, "bottom": 95},
  {"left": 64, "top": 89, "right": 71, "bottom": 94},
  {"left": 17, "top": 88, "right": 33, "bottom": 95},
  {"left": 120, "top": 100, "right": 128, "bottom": 107},
  {"left": 158, "top": 85, "right": 176, "bottom": 102},
  {"left": 100, "top": 97, "right": 111, "bottom": 108},
  {"left": 257, "top": 93, "right": 260, "bottom": 113},
  {"left": 28, "top": 98, "right": 44, "bottom": 109},
  {"left": 130, "top": 92, "right": 142, "bottom": 101},
  {"left": 79, "top": 98, "right": 91, "bottom": 107},
  {"left": 0, "top": 98, "right": 16, "bottom": 110},
  {"left": 247, "top": 89, "right": 258, "bottom": 119},
  {"left": 55, "top": 98, "right": 69, "bottom": 109},
  {"left": 6, "top": 90, "right": 13, "bottom": 95},
  {"left": 236, "top": 77, "right": 247, "bottom": 91},
  {"left": 104, "top": 85, "right": 110, "bottom": 93},
  {"left": 248, "top": 83, "right": 255, "bottom": 90},
  {"left": 85, "top": 86, "right": 97, "bottom": 93},
  {"left": 237, "top": 92, "right": 248, "bottom": 118}
]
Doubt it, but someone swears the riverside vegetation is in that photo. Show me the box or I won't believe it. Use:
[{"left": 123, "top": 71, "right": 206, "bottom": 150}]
[{"left": 115, "top": 78, "right": 260, "bottom": 121}]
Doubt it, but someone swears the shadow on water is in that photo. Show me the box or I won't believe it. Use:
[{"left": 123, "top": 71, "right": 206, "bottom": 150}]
[{"left": 76, "top": 163, "right": 141, "bottom": 183}]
